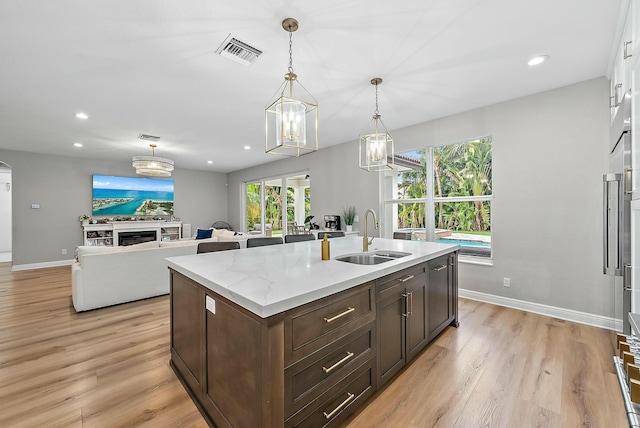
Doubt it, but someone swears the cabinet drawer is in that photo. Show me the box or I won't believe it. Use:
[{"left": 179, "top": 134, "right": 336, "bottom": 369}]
[
  {"left": 285, "top": 324, "right": 374, "bottom": 417},
  {"left": 285, "top": 282, "right": 374, "bottom": 364},
  {"left": 376, "top": 264, "right": 425, "bottom": 299},
  {"left": 285, "top": 359, "right": 376, "bottom": 428}
]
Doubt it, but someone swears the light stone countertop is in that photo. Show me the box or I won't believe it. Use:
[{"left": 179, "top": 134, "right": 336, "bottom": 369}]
[{"left": 166, "top": 236, "right": 459, "bottom": 318}]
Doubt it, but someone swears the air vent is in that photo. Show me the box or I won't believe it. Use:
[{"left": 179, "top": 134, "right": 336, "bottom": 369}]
[
  {"left": 138, "top": 134, "right": 160, "bottom": 142},
  {"left": 215, "top": 34, "right": 263, "bottom": 66}
]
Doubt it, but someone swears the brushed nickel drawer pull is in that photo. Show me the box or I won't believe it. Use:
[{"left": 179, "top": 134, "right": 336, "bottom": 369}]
[
  {"left": 399, "top": 274, "right": 414, "bottom": 282},
  {"left": 324, "top": 307, "right": 355, "bottom": 323},
  {"left": 322, "top": 351, "right": 354, "bottom": 374},
  {"left": 323, "top": 392, "right": 355, "bottom": 420},
  {"left": 409, "top": 291, "right": 413, "bottom": 316},
  {"left": 433, "top": 265, "right": 447, "bottom": 271}
]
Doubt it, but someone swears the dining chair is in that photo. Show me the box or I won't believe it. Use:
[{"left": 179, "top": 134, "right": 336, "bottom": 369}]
[
  {"left": 284, "top": 234, "right": 315, "bottom": 243},
  {"left": 246, "top": 237, "right": 283, "bottom": 248},
  {"left": 197, "top": 241, "right": 240, "bottom": 254}
]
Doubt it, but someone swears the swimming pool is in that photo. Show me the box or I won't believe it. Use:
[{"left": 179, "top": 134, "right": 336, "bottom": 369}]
[{"left": 435, "top": 238, "right": 491, "bottom": 248}]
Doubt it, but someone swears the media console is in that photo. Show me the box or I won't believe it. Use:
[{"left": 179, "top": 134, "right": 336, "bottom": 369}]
[{"left": 82, "top": 221, "right": 182, "bottom": 246}]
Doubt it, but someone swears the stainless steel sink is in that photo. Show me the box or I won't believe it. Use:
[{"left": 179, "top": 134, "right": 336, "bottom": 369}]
[
  {"left": 335, "top": 250, "right": 411, "bottom": 265},
  {"left": 371, "top": 250, "right": 411, "bottom": 259}
]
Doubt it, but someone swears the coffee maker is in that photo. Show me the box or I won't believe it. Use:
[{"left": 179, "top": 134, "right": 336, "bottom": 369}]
[{"left": 324, "top": 214, "right": 341, "bottom": 231}]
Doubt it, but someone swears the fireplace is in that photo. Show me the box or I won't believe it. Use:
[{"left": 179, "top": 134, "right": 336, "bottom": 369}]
[{"left": 118, "top": 230, "right": 157, "bottom": 246}]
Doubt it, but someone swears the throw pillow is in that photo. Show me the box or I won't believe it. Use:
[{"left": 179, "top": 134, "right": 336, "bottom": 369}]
[
  {"left": 196, "top": 228, "right": 213, "bottom": 240},
  {"left": 211, "top": 228, "right": 227, "bottom": 238}
]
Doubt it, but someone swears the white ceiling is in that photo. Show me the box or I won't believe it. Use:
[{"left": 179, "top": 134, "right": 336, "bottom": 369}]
[{"left": 0, "top": 0, "right": 622, "bottom": 173}]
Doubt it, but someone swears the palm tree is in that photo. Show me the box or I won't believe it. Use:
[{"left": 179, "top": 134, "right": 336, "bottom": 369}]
[
  {"left": 246, "top": 183, "right": 261, "bottom": 229},
  {"left": 434, "top": 138, "right": 491, "bottom": 232}
]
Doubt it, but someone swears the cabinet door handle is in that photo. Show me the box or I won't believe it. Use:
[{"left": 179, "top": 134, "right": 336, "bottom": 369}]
[
  {"left": 322, "top": 351, "right": 355, "bottom": 374},
  {"left": 402, "top": 293, "right": 409, "bottom": 317},
  {"left": 323, "top": 392, "right": 355, "bottom": 420},
  {"left": 408, "top": 291, "right": 413, "bottom": 316},
  {"left": 615, "top": 83, "right": 623, "bottom": 107},
  {"left": 399, "top": 274, "right": 414, "bottom": 283},
  {"left": 324, "top": 307, "right": 355, "bottom": 323},
  {"left": 625, "top": 264, "right": 632, "bottom": 291},
  {"left": 433, "top": 265, "right": 447, "bottom": 271},
  {"left": 625, "top": 41, "right": 633, "bottom": 59},
  {"left": 625, "top": 167, "right": 633, "bottom": 195}
]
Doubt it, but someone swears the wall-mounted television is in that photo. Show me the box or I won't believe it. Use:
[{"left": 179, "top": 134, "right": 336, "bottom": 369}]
[{"left": 92, "top": 175, "right": 174, "bottom": 216}]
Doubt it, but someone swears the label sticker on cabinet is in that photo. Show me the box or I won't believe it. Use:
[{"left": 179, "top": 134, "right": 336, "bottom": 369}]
[{"left": 206, "top": 296, "right": 216, "bottom": 314}]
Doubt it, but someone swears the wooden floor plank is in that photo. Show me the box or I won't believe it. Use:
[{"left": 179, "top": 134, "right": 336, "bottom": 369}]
[{"left": 0, "top": 262, "right": 628, "bottom": 427}]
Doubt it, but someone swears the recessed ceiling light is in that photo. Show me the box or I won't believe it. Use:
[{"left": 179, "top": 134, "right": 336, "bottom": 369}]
[
  {"left": 75, "top": 112, "right": 89, "bottom": 119},
  {"left": 244, "top": 145, "right": 251, "bottom": 150},
  {"left": 527, "top": 55, "right": 549, "bottom": 66},
  {"left": 73, "top": 142, "right": 83, "bottom": 148},
  {"left": 207, "top": 160, "right": 213, "bottom": 164}
]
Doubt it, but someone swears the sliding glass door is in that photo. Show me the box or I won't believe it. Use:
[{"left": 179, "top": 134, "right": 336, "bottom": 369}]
[{"left": 244, "top": 172, "right": 310, "bottom": 236}]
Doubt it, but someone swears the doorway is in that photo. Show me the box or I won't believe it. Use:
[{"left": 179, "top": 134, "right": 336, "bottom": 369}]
[
  {"left": 0, "top": 162, "right": 12, "bottom": 262},
  {"left": 243, "top": 172, "right": 311, "bottom": 236}
]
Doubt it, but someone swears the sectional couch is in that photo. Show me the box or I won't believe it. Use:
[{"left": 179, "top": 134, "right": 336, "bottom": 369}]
[{"left": 71, "top": 230, "right": 259, "bottom": 312}]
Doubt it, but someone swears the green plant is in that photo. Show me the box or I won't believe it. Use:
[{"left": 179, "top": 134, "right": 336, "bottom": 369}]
[{"left": 342, "top": 205, "right": 356, "bottom": 226}]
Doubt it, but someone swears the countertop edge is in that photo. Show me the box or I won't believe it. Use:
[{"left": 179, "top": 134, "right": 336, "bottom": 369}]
[{"left": 167, "top": 239, "right": 459, "bottom": 318}]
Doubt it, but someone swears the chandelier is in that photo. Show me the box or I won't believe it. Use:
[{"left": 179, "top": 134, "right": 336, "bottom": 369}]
[
  {"left": 359, "top": 78, "right": 394, "bottom": 171},
  {"left": 132, "top": 144, "right": 174, "bottom": 177},
  {"left": 265, "top": 18, "right": 318, "bottom": 157}
]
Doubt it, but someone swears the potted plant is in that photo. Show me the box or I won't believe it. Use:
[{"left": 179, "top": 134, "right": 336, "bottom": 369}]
[{"left": 342, "top": 205, "right": 356, "bottom": 232}]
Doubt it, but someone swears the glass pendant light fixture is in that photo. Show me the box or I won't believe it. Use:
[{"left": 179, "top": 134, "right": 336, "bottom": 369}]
[
  {"left": 359, "top": 77, "right": 394, "bottom": 171},
  {"left": 132, "top": 144, "right": 174, "bottom": 177},
  {"left": 265, "top": 18, "right": 318, "bottom": 157}
]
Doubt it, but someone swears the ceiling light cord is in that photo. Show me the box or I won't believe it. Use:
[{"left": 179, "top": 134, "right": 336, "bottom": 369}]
[
  {"left": 288, "top": 27, "right": 294, "bottom": 75},
  {"left": 374, "top": 81, "right": 380, "bottom": 116}
]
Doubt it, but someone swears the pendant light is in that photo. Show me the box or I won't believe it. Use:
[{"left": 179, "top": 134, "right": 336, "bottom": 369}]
[
  {"left": 265, "top": 18, "right": 318, "bottom": 157},
  {"left": 359, "top": 78, "right": 394, "bottom": 171},
  {"left": 132, "top": 144, "right": 174, "bottom": 177}
]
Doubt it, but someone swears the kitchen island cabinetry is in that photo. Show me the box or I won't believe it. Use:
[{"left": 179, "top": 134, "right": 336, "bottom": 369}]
[
  {"left": 167, "top": 236, "right": 458, "bottom": 427},
  {"left": 428, "top": 252, "right": 459, "bottom": 340},
  {"left": 376, "top": 263, "right": 428, "bottom": 387},
  {"left": 170, "top": 272, "right": 376, "bottom": 427}
]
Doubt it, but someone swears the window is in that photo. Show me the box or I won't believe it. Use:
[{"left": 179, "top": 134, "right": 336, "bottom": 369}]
[
  {"left": 244, "top": 173, "right": 311, "bottom": 235},
  {"left": 383, "top": 138, "right": 492, "bottom": 258}
]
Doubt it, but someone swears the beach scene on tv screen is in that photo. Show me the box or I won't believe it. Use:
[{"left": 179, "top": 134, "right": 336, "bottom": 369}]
[{"left": 92, "top": 175, "right": 174, "bottom": 216}]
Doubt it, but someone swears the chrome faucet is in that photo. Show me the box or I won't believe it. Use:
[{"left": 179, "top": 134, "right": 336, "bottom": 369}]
[{"left": 363, "top": 209, "right": 379, "bottom": 252}]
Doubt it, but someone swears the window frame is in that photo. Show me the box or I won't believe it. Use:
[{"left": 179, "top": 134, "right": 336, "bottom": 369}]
[{"left": 381, "top": 137, "right": 493, "bottom": 262}]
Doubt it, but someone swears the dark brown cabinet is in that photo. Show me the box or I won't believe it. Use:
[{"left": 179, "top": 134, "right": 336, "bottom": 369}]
[
  {"left": 376, "top": 264, "right": 428, "bottom": 387},
  {"left": 376, "top": 252, "right": 459, "bottom": 388},
  {"left": 170, "top": 269, "right": 377, "bottom": 428},
  {"left": 427, "top": 253, "right": 458, "bottom": 341},
  {"left": 170, "top": 249, "right": 458, "bottom": 427}
]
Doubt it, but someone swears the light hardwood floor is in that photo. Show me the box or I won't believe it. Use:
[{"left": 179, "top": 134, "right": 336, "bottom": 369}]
[{"left": 0, "top": 262, "right": 627, "bottom": 427}]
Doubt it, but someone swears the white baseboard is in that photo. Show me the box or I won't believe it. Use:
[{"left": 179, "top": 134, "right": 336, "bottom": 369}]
[
  {"left": 459, "top": 288, "right": 623, "bottom": 332},
  {"left": 11, "top": 259, "right": 74, "bottom": 271}
]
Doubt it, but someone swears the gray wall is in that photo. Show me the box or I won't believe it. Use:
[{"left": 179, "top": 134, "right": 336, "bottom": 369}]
[
  {"left": 0, "top": 149, "right": 228, "bottom": 266},
  {"left": 228, "top": 77, "right": 612, "bottom": 319},
  {"left": 226, "top": 142, "right": 380, "bottom": 234},
  {"left": 393, "top": 77, "right": 610, "bottom": 317}
]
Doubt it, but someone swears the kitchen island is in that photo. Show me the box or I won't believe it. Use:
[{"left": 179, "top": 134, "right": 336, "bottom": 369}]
[{"left": 167, "top": 236, "right": 459, "bottom": 427}]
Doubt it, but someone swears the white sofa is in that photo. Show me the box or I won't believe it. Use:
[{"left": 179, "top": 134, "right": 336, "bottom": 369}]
[{"left": 71, "top": 231, "right": 261, "bottom": 312}]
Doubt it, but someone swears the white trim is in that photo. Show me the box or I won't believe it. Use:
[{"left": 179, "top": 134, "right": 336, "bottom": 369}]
[
  {"left": 11, "top": 259, "right": 74, "bottom": 271},
  {"left": 459, "top": 256, "right": 493, "bottom": 266},
  {"left": 459, "top": 288, "right": 622, "bottom": 332}
]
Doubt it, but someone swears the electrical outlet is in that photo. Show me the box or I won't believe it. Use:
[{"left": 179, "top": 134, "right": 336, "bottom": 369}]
[
  {"left": 503, "top": 277, "right": 511, "bottom": 287},
  {"left": 354, "top": 215, "right": 359, "bottom": 223},
  {"left": 61, "top": 249, "right": 67, "bottom": 255}
]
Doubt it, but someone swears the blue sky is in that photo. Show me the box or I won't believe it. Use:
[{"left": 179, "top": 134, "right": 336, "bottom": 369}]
[{"left": 92, "top": 175, "right": 174, "bottom": 192}]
